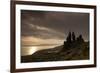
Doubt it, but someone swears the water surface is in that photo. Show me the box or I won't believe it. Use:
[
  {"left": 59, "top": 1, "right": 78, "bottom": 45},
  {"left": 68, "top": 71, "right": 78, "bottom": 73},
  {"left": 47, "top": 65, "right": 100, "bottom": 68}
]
[{"left": 21, "top": 45, "right": 60, "bottom": 56}]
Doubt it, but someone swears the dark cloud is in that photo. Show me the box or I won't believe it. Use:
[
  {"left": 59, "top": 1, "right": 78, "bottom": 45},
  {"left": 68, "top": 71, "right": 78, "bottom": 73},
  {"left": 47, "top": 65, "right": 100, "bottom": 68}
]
[{"left": 21, "top": 10, "right": 89, "bottom": 41}]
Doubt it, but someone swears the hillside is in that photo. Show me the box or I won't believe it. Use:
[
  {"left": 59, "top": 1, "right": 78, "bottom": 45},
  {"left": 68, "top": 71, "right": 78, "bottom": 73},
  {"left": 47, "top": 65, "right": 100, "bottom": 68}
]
[{"left": 21, "top": 42, "right": 89, "bottom": 63}]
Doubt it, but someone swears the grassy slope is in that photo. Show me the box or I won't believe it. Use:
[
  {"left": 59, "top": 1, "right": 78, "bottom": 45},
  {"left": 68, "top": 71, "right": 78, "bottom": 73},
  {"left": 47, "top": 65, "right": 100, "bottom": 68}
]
[{"left": 21, "top": 42, "right": 89, "bottom": 63}]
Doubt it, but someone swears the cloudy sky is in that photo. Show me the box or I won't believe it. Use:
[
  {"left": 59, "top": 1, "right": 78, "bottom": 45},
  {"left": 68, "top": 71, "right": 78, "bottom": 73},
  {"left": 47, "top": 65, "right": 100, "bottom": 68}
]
[{"left": 21, "top": 10, "right": 89, "bottom": 47}]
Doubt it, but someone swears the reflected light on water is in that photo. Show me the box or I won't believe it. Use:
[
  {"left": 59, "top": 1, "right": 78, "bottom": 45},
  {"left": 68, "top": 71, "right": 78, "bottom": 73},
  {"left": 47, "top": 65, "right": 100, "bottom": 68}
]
[
  {"left": 28, "top": 46, "right": 37, "bottom": 55},
  {"left": 22, "top": 45, "right": 62, "bottom": 56}
]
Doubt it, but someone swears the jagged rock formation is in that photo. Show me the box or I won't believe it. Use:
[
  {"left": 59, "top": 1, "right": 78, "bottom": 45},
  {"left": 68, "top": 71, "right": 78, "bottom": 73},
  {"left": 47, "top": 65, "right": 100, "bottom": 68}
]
[{"left": 21, "top": 32, "right": 89, "bottom": 63}]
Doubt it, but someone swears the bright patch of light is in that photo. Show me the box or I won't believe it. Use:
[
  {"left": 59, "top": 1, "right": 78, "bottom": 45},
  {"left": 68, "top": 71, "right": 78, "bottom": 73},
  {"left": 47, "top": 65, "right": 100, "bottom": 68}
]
[{"left": 28, "top": 46, "right": 37, "bottom": 55}]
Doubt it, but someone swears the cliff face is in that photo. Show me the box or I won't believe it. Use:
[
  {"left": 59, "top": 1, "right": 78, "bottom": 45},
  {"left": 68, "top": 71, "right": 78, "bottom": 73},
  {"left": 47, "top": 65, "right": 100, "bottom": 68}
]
[{"left": 21, "top": 42, "right": 89, "bottom": 63}]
